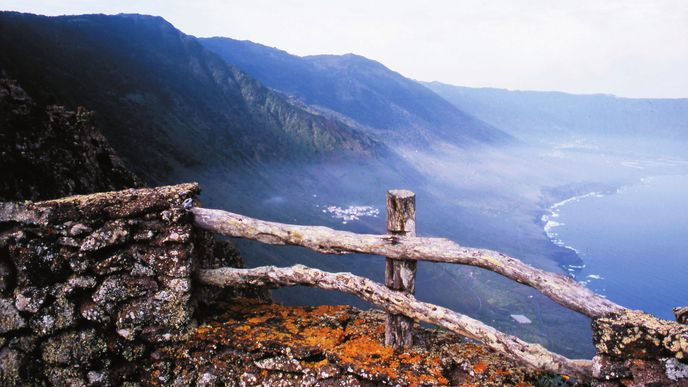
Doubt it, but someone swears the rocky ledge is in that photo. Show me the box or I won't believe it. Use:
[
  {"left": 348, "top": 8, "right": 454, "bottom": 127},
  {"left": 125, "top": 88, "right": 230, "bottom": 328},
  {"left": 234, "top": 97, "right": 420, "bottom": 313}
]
[{"left": 151, "top": 299, "right": 543, "bottom": 386}]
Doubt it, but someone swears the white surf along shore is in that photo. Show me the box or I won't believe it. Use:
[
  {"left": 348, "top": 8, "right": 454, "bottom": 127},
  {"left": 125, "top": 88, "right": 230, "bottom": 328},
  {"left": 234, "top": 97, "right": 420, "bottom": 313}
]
[
  {"left": 541, "top": 190, "right": 615, "bottom": 286},
  {"left": 541, "top": 177, "right": 655, "bottom": 286},
  {"left": 542, "top": 191, "right": 605, "bottom": 255}
]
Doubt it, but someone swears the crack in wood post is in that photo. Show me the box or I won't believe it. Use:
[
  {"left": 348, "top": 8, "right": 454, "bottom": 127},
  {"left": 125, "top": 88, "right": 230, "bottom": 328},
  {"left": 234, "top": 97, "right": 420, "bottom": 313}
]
[{"left": 385, "top": 189, "right": 416, "bottom": 349}]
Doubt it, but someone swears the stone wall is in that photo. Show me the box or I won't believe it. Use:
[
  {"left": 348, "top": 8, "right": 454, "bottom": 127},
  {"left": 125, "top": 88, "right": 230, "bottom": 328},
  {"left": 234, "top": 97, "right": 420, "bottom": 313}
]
[{"left": 0, "top": 183, "right": 261, "bottom": 385}]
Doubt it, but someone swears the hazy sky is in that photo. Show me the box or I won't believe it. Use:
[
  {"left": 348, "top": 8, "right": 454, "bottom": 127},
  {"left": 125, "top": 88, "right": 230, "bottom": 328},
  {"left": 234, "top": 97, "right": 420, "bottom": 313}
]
[{"left": 1, "top": 0, "right": 687, "bottom": 98}]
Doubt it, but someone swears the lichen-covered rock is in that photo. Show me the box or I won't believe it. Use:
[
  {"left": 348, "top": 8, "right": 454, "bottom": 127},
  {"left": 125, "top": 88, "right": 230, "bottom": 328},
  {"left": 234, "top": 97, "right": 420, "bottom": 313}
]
[
  {"left": 666, "top": 357, "right": 688, "bottom": 381},
  {"left": 0, "top": 183, "right": 221, "bottom": 384},
  {"left": 156, "top": 301, "right": 542, "bottom": 386},
  {"left": 592, "top": 355, "right": 631, "bottom": 381},
  {"left": 0, "top": 347, "right": 24, "bottom": 385},
  {"left": 115, "top": 289, "right": 191, "bottom": 342},
  {"left": 80, "top": 300, "right": 110, "bottom": 323},
  {"left": 56, "top": 275, "right": 98, "bottom": 296},
  {"left": 13, "top": 286, "right": 47, "bottom": 313},
  {"left": 593, "top": 309, "right": 688, "bottom": 361},
  {"left": 28, "top": 295, "right": 77, "bottom": 336},
  {"left": 0, "top": 182, "right": 268, "bottom": 384},
  {"left": 79, "top": 219, "right": 131, "bottom": 252},
  {"left": 44, "top": 366, "right": 87, "bottom": 387},
  {"left": 92, "top": 274, "right": 158, "bottom": 306},
  {"left": 93, "top": 252, "right": 131, "bottom": 275},
  {"left": 592, "top": 310, "right": 688, "bottom": 385},
  {"left": 41, "top": 329, "right": 107, "bottom": 365},
  {"left": 0, "top": 298, "right": 25, "bottom": 334}
]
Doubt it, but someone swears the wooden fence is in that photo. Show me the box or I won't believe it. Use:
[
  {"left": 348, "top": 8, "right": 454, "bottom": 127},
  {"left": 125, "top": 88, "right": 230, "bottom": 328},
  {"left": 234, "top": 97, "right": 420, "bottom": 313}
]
[{"left": 186, "top": 190, "right": 629, "bottom": 381}]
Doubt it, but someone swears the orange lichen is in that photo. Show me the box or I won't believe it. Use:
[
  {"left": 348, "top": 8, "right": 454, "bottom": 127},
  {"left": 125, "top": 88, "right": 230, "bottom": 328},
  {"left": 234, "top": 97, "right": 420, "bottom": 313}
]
[
  {"left": 301, "top": 326, "right": 346, "bottom": 348},
  {"left": 473, "top": 360, "right": 488, "bottom": 374},
  {"left": 183, "top": 301, "right": 539, "bottom": 386}
]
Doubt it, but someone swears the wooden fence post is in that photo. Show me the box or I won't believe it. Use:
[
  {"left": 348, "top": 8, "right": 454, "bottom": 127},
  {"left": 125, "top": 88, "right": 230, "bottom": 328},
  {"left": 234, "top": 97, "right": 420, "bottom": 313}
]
[{"left": 384, "top": 189, "right": 416, "bottom": 349}]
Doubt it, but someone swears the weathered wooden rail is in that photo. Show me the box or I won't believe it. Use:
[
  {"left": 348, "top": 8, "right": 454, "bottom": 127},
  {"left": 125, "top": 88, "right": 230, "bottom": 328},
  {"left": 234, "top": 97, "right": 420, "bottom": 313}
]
[{"left": 187, "top": 190, "right": 632, "bottom": 381}]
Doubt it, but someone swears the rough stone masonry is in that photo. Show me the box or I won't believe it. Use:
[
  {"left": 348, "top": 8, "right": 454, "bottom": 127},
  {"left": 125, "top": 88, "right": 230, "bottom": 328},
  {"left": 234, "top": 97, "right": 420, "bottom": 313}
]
[{"left": 0, "top": 183, "right": 261, "bottom": 385}]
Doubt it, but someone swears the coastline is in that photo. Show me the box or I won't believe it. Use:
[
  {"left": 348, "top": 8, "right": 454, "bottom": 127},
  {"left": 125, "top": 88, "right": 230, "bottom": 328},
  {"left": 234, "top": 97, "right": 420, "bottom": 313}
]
[
  {"left": 538, "top": 174, "right": 683, "bottom": 287},
  {"left": 537, "top": 182, "right": 631, "bottom": 279},
  {"left": 542, "top": 191, "right": 604, "bottom": 255},
  {"left": 537, "top": 174, "right": 688, "bottom": 320}
]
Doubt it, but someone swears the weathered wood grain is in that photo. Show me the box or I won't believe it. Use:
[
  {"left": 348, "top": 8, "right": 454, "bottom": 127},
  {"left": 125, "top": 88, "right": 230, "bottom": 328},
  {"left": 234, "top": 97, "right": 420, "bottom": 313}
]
[
  {"left": 191, "top": 207, "right": 624, "bottom": 318},
  {"left": 385, "top": 189, "right": 416, "bottom": 349},
  {"left": 197, "top": 264, "right": 593, "bottom": 380}
]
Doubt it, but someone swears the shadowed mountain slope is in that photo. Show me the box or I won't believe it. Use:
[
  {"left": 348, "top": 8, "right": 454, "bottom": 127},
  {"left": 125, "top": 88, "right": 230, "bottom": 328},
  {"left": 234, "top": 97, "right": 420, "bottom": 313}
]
[{"left": 200, "top": 37, "right": 511, "bottom": 147}]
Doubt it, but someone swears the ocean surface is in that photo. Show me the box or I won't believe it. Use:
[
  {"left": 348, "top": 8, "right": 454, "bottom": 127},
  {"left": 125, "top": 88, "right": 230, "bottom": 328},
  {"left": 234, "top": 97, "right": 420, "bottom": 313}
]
[{"left": 544, "top": 174, "right": 688, "bottom": 320}]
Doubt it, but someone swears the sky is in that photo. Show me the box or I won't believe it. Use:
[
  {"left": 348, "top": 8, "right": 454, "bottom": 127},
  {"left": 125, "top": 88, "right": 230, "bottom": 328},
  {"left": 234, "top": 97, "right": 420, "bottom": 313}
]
[{"left": 1, "top": 0, "right": 687, "bottom": 98}]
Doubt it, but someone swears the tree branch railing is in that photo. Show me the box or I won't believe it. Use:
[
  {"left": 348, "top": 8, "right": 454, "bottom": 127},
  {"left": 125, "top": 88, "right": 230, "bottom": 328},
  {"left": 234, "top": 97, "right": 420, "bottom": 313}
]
[
  {"left": 187, "top": 189, "right": 628, "bottom": 381},
  {"left": 197, "top": 264, "right": 593, "bottom": 379},
  {"left": 190, "top": 207, "right": 624, "bottom": 318}
]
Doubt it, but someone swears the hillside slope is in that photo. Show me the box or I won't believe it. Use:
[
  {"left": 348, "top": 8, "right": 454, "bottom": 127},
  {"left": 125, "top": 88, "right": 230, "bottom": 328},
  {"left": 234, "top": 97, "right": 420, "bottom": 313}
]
[
  {"left": 200, "top": 37, "right": 511, "bottom": 146},
  {"left": 425, "top": 81, "right": 688, "bottom": 144},
  {"left": 0, "top": 12, "right": 382, "bottom": 183}
]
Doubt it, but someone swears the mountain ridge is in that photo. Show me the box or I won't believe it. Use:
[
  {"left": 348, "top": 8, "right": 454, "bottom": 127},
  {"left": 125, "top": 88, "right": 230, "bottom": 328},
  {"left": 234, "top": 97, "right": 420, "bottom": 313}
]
[
  {"left": 0, "top": 12, "right": 384, "bottom": 183},
  {"left": 200, "top": 36, "right": 512, "bottom": 147},
  {"left": 424, "top": 80, "right": 688, "bottom": 144}
]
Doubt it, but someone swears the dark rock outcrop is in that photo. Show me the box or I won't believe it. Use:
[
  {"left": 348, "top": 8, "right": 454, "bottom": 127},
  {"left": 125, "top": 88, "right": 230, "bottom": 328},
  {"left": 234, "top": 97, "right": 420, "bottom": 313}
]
[
  {"left": 0, "top": 183, "right": 264, "bottom": 385},
  {"left": 0, "top": 77, "right": 141, "bottom": 202},
  {"left": 675, "top": 306, "right": 688, "bottom": 325}
]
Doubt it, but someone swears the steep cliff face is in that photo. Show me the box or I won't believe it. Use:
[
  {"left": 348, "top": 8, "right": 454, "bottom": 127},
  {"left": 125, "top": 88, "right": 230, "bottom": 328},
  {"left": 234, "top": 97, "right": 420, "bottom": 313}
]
[{"left": 0, "top": 78, "right": 142, "bottom": 201}]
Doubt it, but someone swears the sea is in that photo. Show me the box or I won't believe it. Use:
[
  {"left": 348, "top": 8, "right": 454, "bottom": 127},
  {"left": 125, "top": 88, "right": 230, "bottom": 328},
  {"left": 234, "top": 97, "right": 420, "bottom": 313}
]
[{"left": 543, "top": 174, "right": 688, "bottom": 320}]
